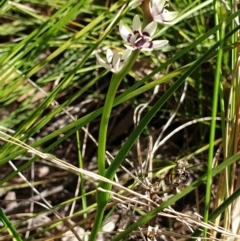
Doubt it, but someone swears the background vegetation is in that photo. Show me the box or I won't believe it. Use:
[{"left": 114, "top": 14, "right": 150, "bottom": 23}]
[{"left": 0, "top": 0, "right": 240, "bottom": 240}]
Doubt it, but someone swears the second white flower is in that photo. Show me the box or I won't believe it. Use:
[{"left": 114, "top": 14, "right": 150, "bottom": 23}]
[{"left": 119, "top": 15, "right": 168, "bottom": 51}]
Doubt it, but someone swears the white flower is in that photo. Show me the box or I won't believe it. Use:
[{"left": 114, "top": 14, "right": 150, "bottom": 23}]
[
  {"left": 129, "top": 0, "right": 144, "bottom": 9},
  {"left": 150, "top": 0, "right": 178, "bottom": 24},
  {"left": 119, "top": 15, "right": 168, "bottom": 51},
  {"left": 96, "top": 48, "right": 132, "bottom": 73}
]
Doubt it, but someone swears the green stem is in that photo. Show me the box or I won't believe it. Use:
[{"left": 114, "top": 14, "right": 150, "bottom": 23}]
[
  {"left": 97, "top": 50, "right": 140, "bottom": 176},
  {"left": 97, "top": 77, "right": 121, "bottom": 176},
  {"left": 89, "top": 50, "right": 140, "bottom": 241}
]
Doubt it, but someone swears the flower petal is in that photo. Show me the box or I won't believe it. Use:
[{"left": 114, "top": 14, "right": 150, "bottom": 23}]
[
  {"left": 150, "top": 0, "right": 178, "bottom": 24},
  {"left": 161, "top": 11, "right": 178, "bottom": 22},
  {"left": 122, "top": 48, "right": 132, "bottom": 61},
  {"left": 140, "top": 42, "right": 155, "bottom": 51},
  {"left": 151, "top": 40, "right": 169, "bottom": 50},
  {"left": 96, "top": 53, "right": 106, "bottom": 65},
  {"left": 143, "top": 21, "right": 157, "bottom": 37},
  {"left": 140, "top": 47, "right": 154, "bottom": 51},
  {"left": 150, "top": 2, "right": 159, "bottom": 18},
  {"left": 112, "top": 52, "right": 122, "bottom": 72},
  {"left": 132, "top": 15, "right": 141, "bottom": 33},
  {"left": 152, "top": 0, "right": 165, "bottom": 13},
  {"left": 119, "top": 22, "right": 132, "bottom": 42},
  {"left": 96, "top": 54, "right": 111, "bottom": 70},
  {"left": 106, "top": 49, "right": 114, "bottom": 63}
]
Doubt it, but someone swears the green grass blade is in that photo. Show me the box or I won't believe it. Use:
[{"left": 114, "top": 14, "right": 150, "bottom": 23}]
[
  {"left": 0, "top": 208, "right": 23, "bottom": 241},
  {"left": 203, "top": 19, "right": 226, "bottom": 235}
]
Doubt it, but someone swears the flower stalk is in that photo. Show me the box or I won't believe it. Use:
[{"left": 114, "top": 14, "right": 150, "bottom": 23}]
[
  {"left": 89, "top": 50, "right": 140, "bottom": 241},
  {"left": 142, "top": 0, "right": 152, "bottom": 24}
]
